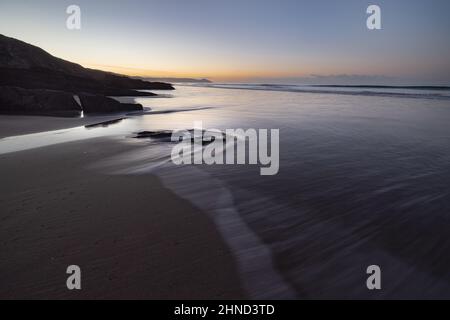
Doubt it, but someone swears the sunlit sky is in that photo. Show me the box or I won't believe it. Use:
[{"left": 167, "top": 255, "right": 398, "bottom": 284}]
[{"left": 1, "top": 0, "right": 449, "bottom": 84}]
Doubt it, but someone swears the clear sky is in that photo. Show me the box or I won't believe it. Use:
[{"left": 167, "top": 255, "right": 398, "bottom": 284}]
[{"left": 1, "top": 0, "right": 449, "bottom": 84}]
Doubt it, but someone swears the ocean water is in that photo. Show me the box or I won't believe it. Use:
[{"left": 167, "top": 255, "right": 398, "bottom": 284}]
[
  {"left": 186, "top": 83, "right": 450, "bottom": 100},
  {"left": 1, "top": 84, "right": 450, "bottom": 298},
  {"left": 133, "top": 85, "right": 450, "bottom": 299}
]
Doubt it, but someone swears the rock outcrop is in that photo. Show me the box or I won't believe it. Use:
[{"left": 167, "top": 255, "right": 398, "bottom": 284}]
[
  {"left": 79, "top": 94, "right": 143, "bottom": 114},
  {"left": 0, "top": 86, "right": 81, "bottom": 117}
]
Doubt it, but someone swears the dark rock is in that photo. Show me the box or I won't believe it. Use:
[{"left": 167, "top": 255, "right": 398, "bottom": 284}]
[
  {"left": 0, "top": 86, "right": 81, "bottom": 117},
  {"left": 85, "top": 118, "right": 125, "bottom": 129},
  {"left": 0, "top": 67, "right": 159, "bottom": 97},
  {"left": 135, "top": 130, "right": 175, "bottom": 140},
  {"left": 79, "top": 94, "right": 143, "bottom": 114},
  {"left": 0, "top": 86, "right": 144, "bottom": 117},
  {"left": 134, "top": 129, "right": 224, "bottom": 145}
]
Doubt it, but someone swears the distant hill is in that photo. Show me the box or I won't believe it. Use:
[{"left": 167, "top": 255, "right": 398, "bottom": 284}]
[
  {"left": 0, "top": 34, "right": 174, "bottom": 115},
  {"left": 138, "top": 77, "right": 211, "bottom": 84}
]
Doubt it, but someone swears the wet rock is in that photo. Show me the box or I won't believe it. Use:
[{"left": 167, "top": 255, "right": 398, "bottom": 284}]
[
  {"left": 85, "top": 118, "right": 125, "bottom": 129},
  {"left": 134, "top": 129, "right": 225, "bottom": 144}
]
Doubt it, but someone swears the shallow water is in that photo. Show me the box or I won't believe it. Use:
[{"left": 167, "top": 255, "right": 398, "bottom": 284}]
[{"left": 2, "top": 85, "right": 450, "bottom": 298}]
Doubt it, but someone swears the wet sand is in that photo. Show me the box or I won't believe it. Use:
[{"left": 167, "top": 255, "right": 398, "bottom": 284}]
[
  {"left": 0, "top": 118, "right": 245, "bottom": 299},
  {"left": 0, "top": 115, "right": 131, "bottom": 138}
]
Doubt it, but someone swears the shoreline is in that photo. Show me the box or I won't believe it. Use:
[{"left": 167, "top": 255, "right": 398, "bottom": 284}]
[
  {"left": 0, "top": 117, "right": 246, "bottom": 299},
  {"left": 0, "top": 114, "right": 132, "bottom": 139}
]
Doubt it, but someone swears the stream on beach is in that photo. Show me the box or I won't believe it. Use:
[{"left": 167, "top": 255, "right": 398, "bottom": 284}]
[{"left": 1, "top": 84, "right": 450, "bottom": 299}]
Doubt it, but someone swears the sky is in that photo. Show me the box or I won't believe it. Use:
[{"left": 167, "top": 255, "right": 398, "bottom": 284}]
[{"left": 0, "top": 0, "right": 449, "bottom": 84}]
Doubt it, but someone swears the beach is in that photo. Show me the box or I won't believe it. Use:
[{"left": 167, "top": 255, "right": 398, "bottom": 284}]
[
  {"left": 1, "top": 84, "right": 450, "bottom": 299},
  {"left": 1, "top": 0, "right": 450, "bottom": 302},
  {"left": 0, "top": 115, "right": 134, "bottom": 139},
  {"left": 0, "top": 116, "right": 245, "bottom": 299}
]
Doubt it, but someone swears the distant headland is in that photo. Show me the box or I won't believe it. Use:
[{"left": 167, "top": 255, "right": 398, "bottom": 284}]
[{"left": 136, "top": 77, "right": 212, "bottom": 84}]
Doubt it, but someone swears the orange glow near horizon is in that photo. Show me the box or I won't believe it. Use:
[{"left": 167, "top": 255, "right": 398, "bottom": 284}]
[
  {"left": 83, "top": 63, "right": 311, "bottom": 82},
  {"left": 83, "top": 62, "right": 402, "bottom": 83}
]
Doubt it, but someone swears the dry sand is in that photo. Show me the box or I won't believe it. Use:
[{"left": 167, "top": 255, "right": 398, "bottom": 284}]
[{"left": 0, "top": 116, "right": 245, "bottom": 299}]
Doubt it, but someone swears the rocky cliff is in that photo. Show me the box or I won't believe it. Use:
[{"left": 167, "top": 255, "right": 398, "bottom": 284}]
[{"left": 0, "top": 34, "right": 173, "bottom": 115}]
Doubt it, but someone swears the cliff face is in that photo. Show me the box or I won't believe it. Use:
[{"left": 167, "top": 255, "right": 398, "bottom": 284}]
[
  {"left": 0, "top": 34, "right": 174, "bottom": 93},
  {"left": 0, "top": 34, "right": 173, "bottom": 115}
]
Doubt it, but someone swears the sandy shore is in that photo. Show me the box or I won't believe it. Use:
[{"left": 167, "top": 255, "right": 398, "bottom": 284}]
[
  {"left": 0, "top": 114, "right": 133, "bottom": 138},
  {"left": 0, "top": 117, "right": 245, "bottom": 299}
]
